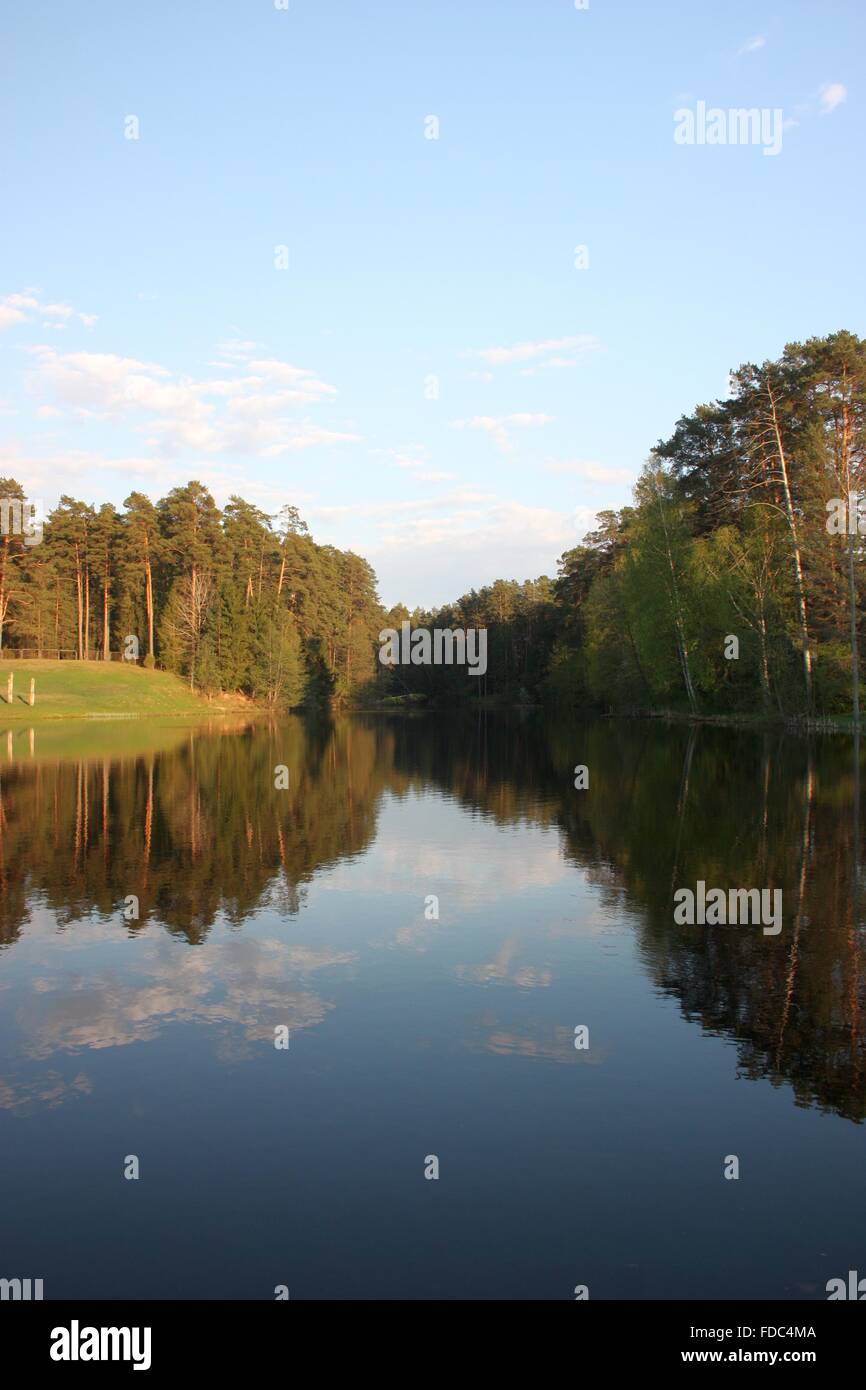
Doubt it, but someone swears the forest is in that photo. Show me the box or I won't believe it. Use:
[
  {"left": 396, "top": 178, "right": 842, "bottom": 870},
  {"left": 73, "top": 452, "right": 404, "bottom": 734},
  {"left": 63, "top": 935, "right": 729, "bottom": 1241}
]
[
  {"left": 0, "top": 484, "right": 382, "bottom": 706},
  {"left": 387, "top": 330, "right": 866, "bottom": 719},
  {"left": 2, "top": 329, "right": 864, "bottom": 719}
]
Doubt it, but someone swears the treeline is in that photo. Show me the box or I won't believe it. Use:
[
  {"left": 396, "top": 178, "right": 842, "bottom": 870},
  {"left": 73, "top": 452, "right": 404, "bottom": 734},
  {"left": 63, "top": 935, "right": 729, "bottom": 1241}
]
[
  {"left": 390, "top": 330, "right": 866, "bottom": 719},
  {"left": 4, "top": 329, "right": 863, "bottom": 716},
  {"left": 0, "top": 482, "right": 381, "bottom": 705}
]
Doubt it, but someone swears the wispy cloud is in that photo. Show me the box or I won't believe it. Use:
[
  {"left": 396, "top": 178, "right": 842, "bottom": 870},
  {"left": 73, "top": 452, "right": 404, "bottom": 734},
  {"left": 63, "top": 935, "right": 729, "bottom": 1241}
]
[
  {"left": 0, "top": 444, "right": 178, "bottom": 495},
  {"left": 212, "top": 337, "right": 261, "bottom": 364},
  {"left": 0, "top": 443, "right": 325, "bottom": 514},
  {"left": 26, "top": 346, "right": 356, "bottom": 458},
  {"left": 368, "top": 447, "right": 456, "bottom": 483},
  {"left": 818, "top": 82, "right": 847, "bottom": 114},
  {"left": 738, "top": 35, "right": 766, "bottom": 55},
  {"left": 361, "top": 491, "right": 599, "bottom": 607},
  {"left": 451, "top": 412, "right": 553, "bottom": 451},
  {"left": 466, "top": 335, "right": 599, "bottom": 368},
  {"left": 0, "top": 290, "right": 97, "bottom": 332},
  {"left": 786, "top": 81, "right": 848, "bottom": 129}
]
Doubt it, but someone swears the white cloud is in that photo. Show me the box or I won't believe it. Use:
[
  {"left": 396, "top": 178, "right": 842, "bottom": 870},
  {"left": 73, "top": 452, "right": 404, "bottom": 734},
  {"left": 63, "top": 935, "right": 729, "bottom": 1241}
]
[
  {"left": 362, "top": 492, "right": 598, "bottom": 606},
  {"left": 738, "top": 35, "right": 766, "bottom": 55},
  {"left": 311, "top": 486, "right": 496, "bottom": 528},
  {"left": 0, "top": 290, "right": 97, "bottom": 331},
  {"left": 0, "top": 304, "right": 26, "bottom": 328},
  {"left": 451, "top": 412, "right": 553, "bottom": 451},
  {"left": 818, "top": 82, "right": 847, "bottom": 114},
  {"left": 0, "top": 444, "right": 174, "bottom": 496},
  {"left": 389, "top": 451, "right": 428, "bottom": 470},
  {"left": 27, "top": 347, "right": 355, "bottom": 458},
  {"left": 368, "top": 446, "right": 455, "bottom": 483},
  {"left": 0, "top": 445, "right": 327, "bottom": 514},
  {"left": 467, "top": 334, "right": 600, "bottom": 367},
  {"left": 214, "top": 338, "right": 261, "bottom": 362},
  {"left": 245, "top": 360, "right": 335, "bottom": 395}
]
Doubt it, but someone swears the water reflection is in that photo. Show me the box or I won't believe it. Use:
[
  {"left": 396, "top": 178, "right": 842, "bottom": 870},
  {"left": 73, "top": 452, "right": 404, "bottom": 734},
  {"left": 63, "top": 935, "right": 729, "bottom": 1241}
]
[
  {"left": 1, "top": 713, "right": 865, "bottom": 1298},
  {"left": 1, "top": 714, "right": 864, "bottom": 1120}
]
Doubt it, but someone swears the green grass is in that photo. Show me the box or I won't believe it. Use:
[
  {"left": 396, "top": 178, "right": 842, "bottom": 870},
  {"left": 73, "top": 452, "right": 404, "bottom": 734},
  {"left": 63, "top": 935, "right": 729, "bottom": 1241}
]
[{"left": 0, "top": 659, "right": 214, "bottom": 721}]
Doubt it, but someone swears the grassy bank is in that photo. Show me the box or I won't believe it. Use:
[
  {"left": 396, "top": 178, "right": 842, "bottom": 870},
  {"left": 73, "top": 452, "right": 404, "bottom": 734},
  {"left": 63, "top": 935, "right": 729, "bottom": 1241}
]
[{"left": 0, "top": 659, "right": 222, "bottom": 721}]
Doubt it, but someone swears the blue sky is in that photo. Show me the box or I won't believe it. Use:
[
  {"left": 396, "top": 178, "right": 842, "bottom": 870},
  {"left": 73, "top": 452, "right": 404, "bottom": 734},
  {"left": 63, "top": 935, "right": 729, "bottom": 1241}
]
[{"left": 1, "top": 0, "right": 862, "bottom": 607}]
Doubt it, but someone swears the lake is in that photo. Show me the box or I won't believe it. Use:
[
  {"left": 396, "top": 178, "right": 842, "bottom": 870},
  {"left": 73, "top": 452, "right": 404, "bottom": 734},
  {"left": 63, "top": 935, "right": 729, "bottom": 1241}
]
[{"left": 1, "top": 713, "right": 864, "bottom": 1300}]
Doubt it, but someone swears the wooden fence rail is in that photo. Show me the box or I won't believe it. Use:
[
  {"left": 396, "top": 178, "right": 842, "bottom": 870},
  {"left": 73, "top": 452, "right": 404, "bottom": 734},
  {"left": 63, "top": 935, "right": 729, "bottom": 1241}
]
[{"left": 0, "top": 649, "right": 140, "bottom": 662}]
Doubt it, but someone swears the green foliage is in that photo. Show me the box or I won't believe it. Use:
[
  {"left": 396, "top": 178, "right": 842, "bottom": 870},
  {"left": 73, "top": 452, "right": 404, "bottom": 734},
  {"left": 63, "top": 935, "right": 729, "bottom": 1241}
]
[
  {"left": 1, "top": 480, "right": 383, "bottom": 709},
  {"left": 541, "top": 640, "right": 587, "bottom": 706},
  {"left": 384, "top": 330, "right": 866, "bottom": 721},
  {"left": 571, "top": 330, "right": 866, "bottom": 718}
]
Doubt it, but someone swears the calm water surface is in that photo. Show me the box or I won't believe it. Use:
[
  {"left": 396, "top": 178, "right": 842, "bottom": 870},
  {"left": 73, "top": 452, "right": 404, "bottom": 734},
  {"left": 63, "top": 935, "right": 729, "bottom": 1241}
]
[{"left": 1, "top": 714, "right": 864, "bottom": 1299}]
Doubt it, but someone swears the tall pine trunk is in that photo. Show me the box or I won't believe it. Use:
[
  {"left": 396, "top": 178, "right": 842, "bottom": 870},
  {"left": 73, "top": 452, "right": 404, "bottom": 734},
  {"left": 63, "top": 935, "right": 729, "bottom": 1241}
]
[
  {"left": 842, "top": 401, "right": 860, "bottom": 726},
  {"left": 75, "top": 545, "right": 84, "bottom": 659},
  {"left": 766, "top": 377, "right": 813, "bottom": 711},
  {"left": 102, "top": 561, "right": 110, "bottom": 660},
  {"left": 145, "top": 543, "right": 154, "bottom": 660}
]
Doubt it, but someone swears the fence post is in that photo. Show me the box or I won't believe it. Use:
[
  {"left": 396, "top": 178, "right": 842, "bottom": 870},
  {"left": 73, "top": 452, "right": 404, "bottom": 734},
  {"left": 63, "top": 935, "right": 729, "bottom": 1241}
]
[
  {"left": 29, "top": 678, "right": 35, "bottom": 707},
  {"left": 6, "top": 673, "right": 12, "bottom": 704}
]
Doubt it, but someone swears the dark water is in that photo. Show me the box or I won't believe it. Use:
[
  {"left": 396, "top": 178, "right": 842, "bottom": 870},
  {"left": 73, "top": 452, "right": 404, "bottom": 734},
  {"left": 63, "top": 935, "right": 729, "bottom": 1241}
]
[{"left": 1, "top": 713, "right": 865, "bottom": 1300}]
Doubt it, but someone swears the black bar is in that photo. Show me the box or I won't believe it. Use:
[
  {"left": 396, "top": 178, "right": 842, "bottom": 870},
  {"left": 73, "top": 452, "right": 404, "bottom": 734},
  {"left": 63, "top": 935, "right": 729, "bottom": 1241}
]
[{"left": 3, "top": 1299, "right": 858, "bottom": 1374}]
